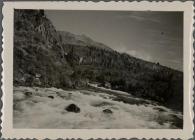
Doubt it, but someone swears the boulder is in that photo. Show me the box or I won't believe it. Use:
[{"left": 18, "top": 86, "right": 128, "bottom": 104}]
[
  {"left": 24, "top": 91, "right": 32, "bottom": 97},
  {"left": 65, "top": 104, "right": 80, "bottom": 113},
  {"left": 33, "top": 77, "right": 41, "bottom": 86},
  {"left": 103, "top": 109, "right": 113, "bottom": 114},
  {"left": 48, "top": 95, "right": 54, "bottom": 99}
]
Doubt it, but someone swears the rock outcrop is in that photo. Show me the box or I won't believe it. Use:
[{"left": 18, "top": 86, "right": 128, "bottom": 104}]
[{"left": 14, "top": 10, "right": 73, "bottom": 88}]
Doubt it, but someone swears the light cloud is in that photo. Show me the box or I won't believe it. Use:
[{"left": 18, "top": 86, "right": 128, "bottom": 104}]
[
  {"left": 116, "top": 13, "right": 162, "bottom": 24},
  {"left": 127, "top": 50, "right": 152, "bottom": 62}
]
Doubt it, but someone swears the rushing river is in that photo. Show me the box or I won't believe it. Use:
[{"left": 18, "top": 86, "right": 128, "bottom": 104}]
[{"left": 13, "top": 86, "right": 183, "bottom": 129}]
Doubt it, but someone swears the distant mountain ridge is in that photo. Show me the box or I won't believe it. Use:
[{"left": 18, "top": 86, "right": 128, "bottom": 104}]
[
  {"left": 14, "top": 9, "right": 183, "bottom": 112},
  {"left": 58, "top": 31, "right": 113, "bottom": 51}
]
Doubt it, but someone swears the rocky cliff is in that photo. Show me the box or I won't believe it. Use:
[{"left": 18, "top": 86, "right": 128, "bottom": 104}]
[{"left": 14, "top": 10, "right": 73, "bottom": 88}]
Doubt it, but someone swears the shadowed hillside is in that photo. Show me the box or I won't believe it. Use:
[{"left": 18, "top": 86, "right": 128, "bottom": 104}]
[
  {"left": 14, "top": 9, "right": 183, "bottom": 112},
  {"left": 60, "top": 41, "right": 183, "bottom": 111},
  {"left": 14, "top": 10, "right": 73, "bottom": 88}
]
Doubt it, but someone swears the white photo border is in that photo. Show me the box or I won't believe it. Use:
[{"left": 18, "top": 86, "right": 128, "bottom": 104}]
[{"left": 2, "top": 1, "right": 194, "bottom": 139}]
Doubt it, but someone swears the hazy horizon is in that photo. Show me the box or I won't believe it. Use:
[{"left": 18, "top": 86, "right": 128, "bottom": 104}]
[{"left": 45, "top": 10, "right": 183, "bottom": 71}]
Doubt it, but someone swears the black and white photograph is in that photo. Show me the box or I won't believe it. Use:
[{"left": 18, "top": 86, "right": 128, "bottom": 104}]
[{"left": 13, "top": 9, "right": 184, "bottom": 129}]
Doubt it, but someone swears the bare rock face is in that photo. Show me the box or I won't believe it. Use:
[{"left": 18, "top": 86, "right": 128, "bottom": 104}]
[
  {"left": 14, "top": 10, "right": 73, "bottom": 88},
  {"left": 65, "top": 104, "right": 80, "bottom": 113}
]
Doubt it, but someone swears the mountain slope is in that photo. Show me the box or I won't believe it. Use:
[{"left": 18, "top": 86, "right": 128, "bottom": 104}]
[
  {"left": 14, "top": 9, "right": 183, "bottom": 112},
  {"left": 14, "top": 10, "right": 73, "bottom": 88},
  {"left": 58, "top": 31, "right": 113, "bottom": 51},
  {"left": 61, "top": 41, "right": 183, "bottom": 111}
]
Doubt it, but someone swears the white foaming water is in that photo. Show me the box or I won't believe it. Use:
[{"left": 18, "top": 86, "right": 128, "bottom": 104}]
[{"left": 13, "top": 86, "right": 182, "bottom": 129}]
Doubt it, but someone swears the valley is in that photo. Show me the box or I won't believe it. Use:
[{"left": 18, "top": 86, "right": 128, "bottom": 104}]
[{"left": 13, "top": 9, "right": 183, "bottom": 129}]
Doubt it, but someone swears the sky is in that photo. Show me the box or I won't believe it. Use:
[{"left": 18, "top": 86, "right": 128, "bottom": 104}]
[{"left": 45, "top": 10, "right": 183, "bottom": 71}]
